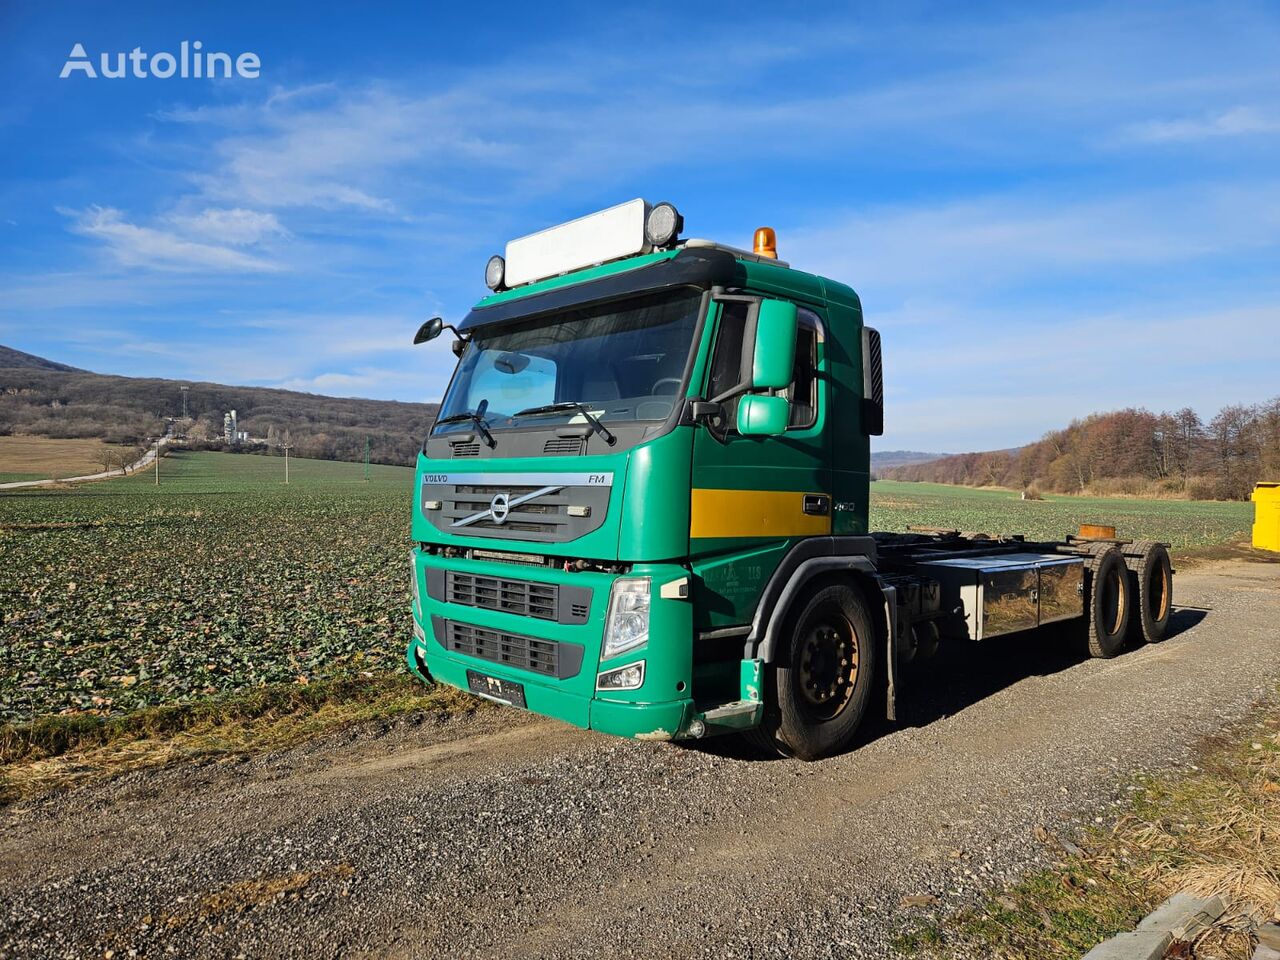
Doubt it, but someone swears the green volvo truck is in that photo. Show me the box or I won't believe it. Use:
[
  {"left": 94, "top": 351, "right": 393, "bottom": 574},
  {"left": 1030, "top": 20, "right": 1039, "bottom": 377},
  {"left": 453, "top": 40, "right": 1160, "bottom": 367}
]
[{"left": 407, "top": 199, "right": 1174, "bottom": 760}]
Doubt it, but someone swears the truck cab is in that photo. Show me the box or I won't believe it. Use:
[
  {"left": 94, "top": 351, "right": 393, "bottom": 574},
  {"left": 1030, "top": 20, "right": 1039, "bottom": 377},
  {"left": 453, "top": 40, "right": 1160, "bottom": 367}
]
[{"left": 407, "top": 200, "right": 1170, "bottom": 760}]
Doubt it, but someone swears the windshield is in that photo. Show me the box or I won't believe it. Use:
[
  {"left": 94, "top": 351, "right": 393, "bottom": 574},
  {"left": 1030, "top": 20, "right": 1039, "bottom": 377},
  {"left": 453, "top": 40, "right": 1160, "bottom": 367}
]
[{"left": 434, "top": 290, "right": 702, "bottom": 434}]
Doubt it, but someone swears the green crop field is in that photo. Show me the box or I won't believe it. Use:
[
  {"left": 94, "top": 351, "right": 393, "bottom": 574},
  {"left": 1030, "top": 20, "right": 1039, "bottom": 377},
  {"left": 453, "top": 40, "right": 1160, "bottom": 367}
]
[
  {"left": 870, "top": 480, "right": 1253, "bottom": 549},
  {"left": 0, "top": 457, "right": 1255, "bottom": 725},
  {"left": 1, "top": 451, "right": 414, "bottom": 723}
]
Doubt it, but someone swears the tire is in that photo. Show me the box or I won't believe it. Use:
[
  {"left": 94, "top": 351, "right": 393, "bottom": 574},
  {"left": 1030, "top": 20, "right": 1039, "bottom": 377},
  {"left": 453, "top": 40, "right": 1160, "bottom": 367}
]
[
  {"left": 1124, "top": 541, "right": 1173, "bottom": 644},
  {"left": 747, "top": 583, "right": 878, "bottom": 761},
  {"left": 1082, "top": 545, "right": 1131, "bottom": 658}
]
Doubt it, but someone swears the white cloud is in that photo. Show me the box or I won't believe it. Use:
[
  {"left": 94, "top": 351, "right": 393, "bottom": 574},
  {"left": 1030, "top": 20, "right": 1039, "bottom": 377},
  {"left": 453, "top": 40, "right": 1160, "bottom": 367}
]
[
  {"left": 1127, "top": 106, "right": 1280, "bottom": 143},
  {"left": 784, "top": 182, "right": 1280, "bottom": 297},
  {"left": 277, "top": 371, "right": 376, "bottom": 392},
  {"left": 66, "top": 206, "right": 280, "bottom": 273},
  {"left": 874, "top": 300, "right": 1280, "bottom": 451},
  {"left": 166, "top": 208, "right": 287, "bottom": 245}
]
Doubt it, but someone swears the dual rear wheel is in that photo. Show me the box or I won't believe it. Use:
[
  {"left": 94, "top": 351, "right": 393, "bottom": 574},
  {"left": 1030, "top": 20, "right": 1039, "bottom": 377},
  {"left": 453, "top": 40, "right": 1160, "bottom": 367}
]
[{"left": 1083, "top": 542, "right": 1173, "bottom": 657}]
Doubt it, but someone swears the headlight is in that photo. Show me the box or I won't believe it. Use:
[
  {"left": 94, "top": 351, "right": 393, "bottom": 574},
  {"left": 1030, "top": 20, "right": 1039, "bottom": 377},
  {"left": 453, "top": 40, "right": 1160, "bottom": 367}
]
[
  {"left": 602, "top": 577, "right": 650, "bottom": 659},
  {"left": 484, "top": 254, "right": 506, "bottom": 291}
]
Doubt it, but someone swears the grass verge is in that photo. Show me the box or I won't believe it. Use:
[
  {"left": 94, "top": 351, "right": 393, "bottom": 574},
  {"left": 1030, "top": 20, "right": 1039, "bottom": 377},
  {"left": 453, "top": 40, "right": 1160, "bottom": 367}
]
[
  {"left": 0, "top": 674, "right": 480, "bottom": 804},
  {"left": 896, "top": 699, "right": 1280, "bottom": 959}
]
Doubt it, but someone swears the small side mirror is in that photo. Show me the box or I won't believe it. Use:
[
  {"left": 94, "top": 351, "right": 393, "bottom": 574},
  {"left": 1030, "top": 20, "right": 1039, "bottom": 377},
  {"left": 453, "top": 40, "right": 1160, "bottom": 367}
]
[
  {"left": 451, "top": 339, "right": 467, "bottom": 358},
  {"left": 751, "top": 299, "right": 797, "bottom": 390},
  {"left": 738, "top": 394, "right": 790, "bottom": 436},
  {"left": 414, "top": 317, "right": 444, "bottom": 345}
]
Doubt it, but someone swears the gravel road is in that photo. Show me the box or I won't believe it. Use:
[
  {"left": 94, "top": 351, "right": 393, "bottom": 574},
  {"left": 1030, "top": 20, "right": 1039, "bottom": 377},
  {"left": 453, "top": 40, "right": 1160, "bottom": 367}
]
[{"left": 3, "top": 560, "right": 1279, "bottom": 960}]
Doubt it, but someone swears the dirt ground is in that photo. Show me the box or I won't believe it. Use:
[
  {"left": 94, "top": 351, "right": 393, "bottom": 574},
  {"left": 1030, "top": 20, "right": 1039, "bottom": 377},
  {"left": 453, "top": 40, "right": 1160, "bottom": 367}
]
[
  {"left": 2, "top": 560, "right": 1279, "bottom": 959},
  {"left": 0, "top": 436, "right": 114, "bottom": 479}
]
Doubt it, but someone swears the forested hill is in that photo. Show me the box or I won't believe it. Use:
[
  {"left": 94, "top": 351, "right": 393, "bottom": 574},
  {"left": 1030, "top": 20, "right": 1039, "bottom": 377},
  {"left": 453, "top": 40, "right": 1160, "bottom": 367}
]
[
  {"left": 880, "top": 403, "right": 1280, "bottom": 501},
  {"left": 0, "top": 352, "right": 439, "bottom": 466},
  {"left": 871, "top": 450, "right": 945, "bottom": 472},
  {"left": 0, "top": 345, "right": 83, "bottom": 372}
]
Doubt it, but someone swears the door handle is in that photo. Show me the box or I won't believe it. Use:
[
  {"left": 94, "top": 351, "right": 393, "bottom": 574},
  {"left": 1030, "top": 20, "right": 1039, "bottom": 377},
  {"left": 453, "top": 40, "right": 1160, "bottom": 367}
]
[{"left": 803, "top": 494, "right": 830, "bottom": 516}]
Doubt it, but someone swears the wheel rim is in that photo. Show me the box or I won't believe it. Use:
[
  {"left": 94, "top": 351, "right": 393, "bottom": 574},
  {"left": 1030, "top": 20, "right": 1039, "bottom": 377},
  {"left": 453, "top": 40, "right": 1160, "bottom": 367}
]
[
  {"left": 1147, "top": 560, "right": 1170, "bottom": 622},
  {"left": 1100, "top": 564, "right": 1125, "bottom": 636},
  {"left": 797, "top": 611, "right": 859, "bottom": 721}
]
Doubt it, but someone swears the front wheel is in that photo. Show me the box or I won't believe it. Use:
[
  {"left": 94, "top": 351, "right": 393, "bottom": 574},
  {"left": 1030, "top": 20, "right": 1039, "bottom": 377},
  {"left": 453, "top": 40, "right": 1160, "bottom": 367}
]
[{"left": 749, "top": 583, "right": 878, "bottom": 761}]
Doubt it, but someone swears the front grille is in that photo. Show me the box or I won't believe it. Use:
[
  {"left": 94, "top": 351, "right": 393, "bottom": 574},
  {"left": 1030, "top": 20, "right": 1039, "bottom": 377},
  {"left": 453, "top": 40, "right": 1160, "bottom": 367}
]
[
  {"left": 419, "top": 473, "right": 613, "bottom": 544},
  {"left": 447, "top": 571, "right": 557, "bottom": 620},
  {"left": 427, "top": 567, "right": 592, "bottom": 624},
  {"left": 451, "top": 443, "right": 480, "bottom": 458},
  {"left": 448, "top": 484, "right": 569, "bottom": 535},
  {"left": 444, "top": 621, "right": 559, "bottom": 676}
]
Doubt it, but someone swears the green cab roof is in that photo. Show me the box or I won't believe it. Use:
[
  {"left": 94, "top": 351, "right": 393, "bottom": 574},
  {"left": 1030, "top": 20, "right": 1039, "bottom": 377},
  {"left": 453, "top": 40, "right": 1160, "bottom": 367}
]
[{"left": 460, "top": 244, "right": 860, "bottom": 332}]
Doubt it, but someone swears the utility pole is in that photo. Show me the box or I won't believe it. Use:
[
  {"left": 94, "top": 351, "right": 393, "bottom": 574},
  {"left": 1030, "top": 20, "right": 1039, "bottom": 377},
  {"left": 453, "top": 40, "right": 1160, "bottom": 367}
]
[
  {"left": 364, "top": 437, "right": 370, "bottom": 483},
  {"left": 179, "top": 385, "right": 189, "bottom": 419},
  {"left": 154, "top": 441, "right": 160, "bottom": 486},
  {"left": 283, "top": 442, "right": 293, "bottom": 484}
]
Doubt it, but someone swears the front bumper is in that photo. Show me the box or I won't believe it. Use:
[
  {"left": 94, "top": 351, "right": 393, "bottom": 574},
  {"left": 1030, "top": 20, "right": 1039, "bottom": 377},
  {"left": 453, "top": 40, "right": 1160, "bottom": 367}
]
[
  {"left": 407, "top": 550, "right": 701, "bottom": 740},
  {"left": 408, "top": 637, "right": 697, "bottom": 740}
]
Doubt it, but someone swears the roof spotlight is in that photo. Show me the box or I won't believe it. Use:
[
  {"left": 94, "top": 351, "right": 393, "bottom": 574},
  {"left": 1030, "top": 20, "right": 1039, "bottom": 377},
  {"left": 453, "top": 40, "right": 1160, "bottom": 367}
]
[
  {"left": 644, "top": 202, "right": 683, "bottom": 248},
  {"left": 485, "top": 254, "right": 506, "bottom": 291}
]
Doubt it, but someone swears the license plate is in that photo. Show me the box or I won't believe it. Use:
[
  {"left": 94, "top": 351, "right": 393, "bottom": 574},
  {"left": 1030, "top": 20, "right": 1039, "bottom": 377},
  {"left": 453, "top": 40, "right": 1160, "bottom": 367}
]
[{"left": 466, "top": 670, "right": 527, "bottom": 708}]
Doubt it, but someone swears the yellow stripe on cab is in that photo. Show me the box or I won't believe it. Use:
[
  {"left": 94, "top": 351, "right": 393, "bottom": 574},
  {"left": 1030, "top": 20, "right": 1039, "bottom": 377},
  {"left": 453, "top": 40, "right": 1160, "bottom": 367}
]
[{"left": 689, "top": 488, "right": 832, "bottom": 539}]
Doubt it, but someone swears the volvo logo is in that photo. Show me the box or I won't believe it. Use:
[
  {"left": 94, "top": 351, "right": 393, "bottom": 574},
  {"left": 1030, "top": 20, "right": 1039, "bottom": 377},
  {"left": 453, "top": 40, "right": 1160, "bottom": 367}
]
[
  {"left": 489, "top": 493, "right": 511, "bottom": 525},
  {"left": 450, "top": 483, "right": 565, "bottom": 529}
]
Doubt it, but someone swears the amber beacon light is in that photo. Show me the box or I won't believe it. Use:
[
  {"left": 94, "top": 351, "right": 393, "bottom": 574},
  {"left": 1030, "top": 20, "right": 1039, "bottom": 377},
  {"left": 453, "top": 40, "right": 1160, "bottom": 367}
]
[{"left": 753, "top": 226, "right": 778, "bottom": 259}]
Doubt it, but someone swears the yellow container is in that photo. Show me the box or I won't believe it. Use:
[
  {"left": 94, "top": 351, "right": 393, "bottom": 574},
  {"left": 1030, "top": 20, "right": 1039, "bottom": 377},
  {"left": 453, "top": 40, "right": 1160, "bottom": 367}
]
[{"left": 1253, "top": 482, "right": 1280, "bottom": 552}]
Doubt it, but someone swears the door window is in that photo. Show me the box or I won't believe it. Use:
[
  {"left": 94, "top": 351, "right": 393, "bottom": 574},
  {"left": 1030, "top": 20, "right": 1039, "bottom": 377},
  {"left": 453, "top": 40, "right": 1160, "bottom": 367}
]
[{"left": 704, "top": 301, "right": 820, "bottom": 432}]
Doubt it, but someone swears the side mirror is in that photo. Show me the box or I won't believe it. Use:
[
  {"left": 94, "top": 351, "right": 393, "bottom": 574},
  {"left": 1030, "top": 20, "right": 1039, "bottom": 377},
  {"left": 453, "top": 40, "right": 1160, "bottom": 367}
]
[
  {"left": 414, "top": 317, "right": 444, "bottom": 344},
  {"left": 737, "top": 394, "right": 789, "bottom": 436},
  {"left": 751, "top": 299, "right": 797, "bottom": 390}
]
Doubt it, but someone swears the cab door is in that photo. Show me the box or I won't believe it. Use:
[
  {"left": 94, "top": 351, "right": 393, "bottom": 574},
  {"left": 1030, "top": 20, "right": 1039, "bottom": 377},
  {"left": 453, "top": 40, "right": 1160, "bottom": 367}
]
[{"left": 688, "top": 298, "right": 831, "bottom": 631}]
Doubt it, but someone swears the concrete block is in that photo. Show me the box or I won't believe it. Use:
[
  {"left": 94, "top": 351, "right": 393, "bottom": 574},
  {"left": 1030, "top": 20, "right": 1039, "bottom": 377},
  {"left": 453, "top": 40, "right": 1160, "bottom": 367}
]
[
  {"left": 1259, "top": 923, "right": 1280, "bottom": 950},
  {"left": 1081, "top": 930, "right": 1172, "bottom": 960},
  {"left": 1135, "top": 892, "right": 1225, "bottom": 940},
  {"left": 1252, "top": 944, "right": 1280, "bottom": 960}
]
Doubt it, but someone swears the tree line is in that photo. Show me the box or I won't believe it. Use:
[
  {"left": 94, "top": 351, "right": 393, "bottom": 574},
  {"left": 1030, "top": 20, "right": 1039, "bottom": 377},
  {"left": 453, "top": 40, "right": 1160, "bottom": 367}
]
[
  {"left": 880, "top": 399, "right": 1280, "bottom": 501},
  {"left": 0, "top": 367, "right": 439, "bottom": 467}
]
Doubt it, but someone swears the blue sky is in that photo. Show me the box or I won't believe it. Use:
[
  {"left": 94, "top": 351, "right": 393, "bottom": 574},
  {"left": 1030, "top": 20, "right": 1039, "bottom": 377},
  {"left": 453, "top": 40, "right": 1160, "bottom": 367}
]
[{"left": 1, "top": 1, "right": 1277, "bottom": 452}]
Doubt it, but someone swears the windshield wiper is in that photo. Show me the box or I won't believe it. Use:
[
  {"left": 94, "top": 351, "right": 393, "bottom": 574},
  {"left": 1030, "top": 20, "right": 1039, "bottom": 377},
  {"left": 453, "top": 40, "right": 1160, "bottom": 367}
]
[
  {"left": 512, "top": 401, "right": 616, "bottom": 446},
  {"left": 434, "top": 401, "right": 495, "bottom": 448}
]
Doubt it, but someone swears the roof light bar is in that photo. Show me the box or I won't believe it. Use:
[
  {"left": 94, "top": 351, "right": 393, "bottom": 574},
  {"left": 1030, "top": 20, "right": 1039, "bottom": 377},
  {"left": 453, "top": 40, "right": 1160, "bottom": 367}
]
[{"left": 501, "top": 199, "right": 682, "bottom": 289}]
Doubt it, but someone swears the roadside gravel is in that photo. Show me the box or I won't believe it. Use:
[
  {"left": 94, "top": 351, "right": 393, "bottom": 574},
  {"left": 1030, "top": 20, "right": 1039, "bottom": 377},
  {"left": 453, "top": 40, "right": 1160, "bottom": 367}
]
[{"left": 2, "top": 560, "right": 1278, "bottom": 959}]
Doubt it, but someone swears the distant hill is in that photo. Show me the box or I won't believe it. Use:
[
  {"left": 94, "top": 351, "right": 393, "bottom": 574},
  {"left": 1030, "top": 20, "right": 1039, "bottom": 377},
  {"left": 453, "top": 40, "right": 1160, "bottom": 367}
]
[
  {"left": 880, "top": 403, "right": 1280, "bottom": 501},
  {"left": 0, "top": 353, "right": 438, "bottom": 467},
  {"left": 871, "top": 450, "right": 944, "bottom": 473},
  {"left": 0, "top": 345, "right": 84, "bottom": 372}
]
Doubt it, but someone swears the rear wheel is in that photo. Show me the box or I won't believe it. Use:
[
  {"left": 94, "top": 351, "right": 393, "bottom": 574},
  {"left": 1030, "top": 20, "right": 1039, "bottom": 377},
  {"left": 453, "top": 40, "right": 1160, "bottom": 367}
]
[
  {"left": 1083, "top": 545, "right": 1131, "bottom": 658},
  {"left": 748, "top": 583, "right": 877, "bottom": 761},
  {"left": 1124, "top": 541, "right": 1173, "bottom": 644}
]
